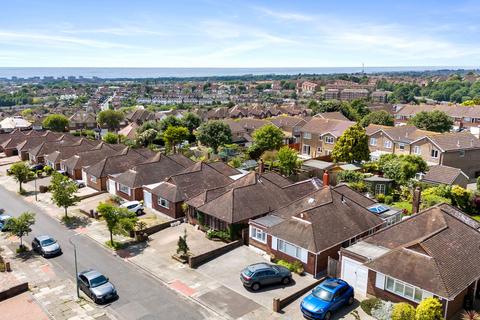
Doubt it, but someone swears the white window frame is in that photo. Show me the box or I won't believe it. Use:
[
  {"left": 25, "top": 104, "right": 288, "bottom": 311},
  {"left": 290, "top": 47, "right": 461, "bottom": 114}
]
[
  {"left": 370, "top": 137, "right": 377, "bottom": 146},
  {"left": 277, "top": 239, "right": 302, "bottom": 259},
  {"left": 375, "top": 184, "right": 386, "bottom": 195},
  {"left": 324, "top": 136, "right": 335, "bottom": 144},
  {"left": 385, "top": 276, "right": 433, "bottom": 303},
  {"left": 119, "top": 184, "right": 130, "bottom": 195},
  {"left": 399, "top": 143, "right": 405, "bottom": 150},
  {"left": 250, "top": 226, "right": 266, "bottom": 243},
  {"left": 413, "top": 146, "right": 421, "bottom": 155},
  {"left": 431, "top": 149, "right": 439, "bottom": 158},
  {"left": 384, "top": 140, "right": 392, "bottom": 149},
  {"left": 303, "top": 132, "right": 311, "bottom": 139},
  {"left": 302, "top": 144, "right": 311, "bottom": 155},
  {"left": 157, "top": 197, "right": 169, "bottom": 209}
]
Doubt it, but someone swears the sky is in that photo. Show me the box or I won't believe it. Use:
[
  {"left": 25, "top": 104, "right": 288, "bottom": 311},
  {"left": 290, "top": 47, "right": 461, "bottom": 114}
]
[{"left": 1, "top": 0, "right": 480, "bottom": 68}]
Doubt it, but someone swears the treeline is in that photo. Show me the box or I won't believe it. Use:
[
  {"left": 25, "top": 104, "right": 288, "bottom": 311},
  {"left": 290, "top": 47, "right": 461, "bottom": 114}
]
[{"left": 0, "top": 92, "right": 33, "bottom": 106}]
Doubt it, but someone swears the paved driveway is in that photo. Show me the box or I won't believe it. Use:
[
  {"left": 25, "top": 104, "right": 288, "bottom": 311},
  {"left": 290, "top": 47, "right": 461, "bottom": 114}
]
[{"left": 196, "top": 246, "right": 317, "bottom": 311}]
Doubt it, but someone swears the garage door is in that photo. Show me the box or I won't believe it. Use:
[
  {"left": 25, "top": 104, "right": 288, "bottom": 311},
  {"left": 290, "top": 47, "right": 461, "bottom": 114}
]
[
  {"left": 341, "top": 257, "right": 368, "bottom": 296},
  {"left": 108, "top": 179, "right": 116, "bottom": 195},
  {"left": 143, "top": 190, "right": 152, "bottom": 208}
]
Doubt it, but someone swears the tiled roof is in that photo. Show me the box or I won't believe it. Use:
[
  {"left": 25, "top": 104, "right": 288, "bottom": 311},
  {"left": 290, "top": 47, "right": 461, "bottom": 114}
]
[
  {"left": 422, "top": 165, "right": 468, "bottom": 185},
  {"left": 300, "top": 118, "right": 355, "bottom": 137}
]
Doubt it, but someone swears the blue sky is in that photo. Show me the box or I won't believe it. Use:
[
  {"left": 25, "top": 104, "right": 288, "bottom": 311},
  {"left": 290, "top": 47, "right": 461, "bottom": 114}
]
[{"left": 1, "top": 0, "right": 480, "bottom": 67}]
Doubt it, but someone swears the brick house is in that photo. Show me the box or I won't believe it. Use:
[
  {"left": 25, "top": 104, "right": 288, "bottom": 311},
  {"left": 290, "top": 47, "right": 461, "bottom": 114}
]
[
  {"left": 1, "top": 130, "right": 60, "bottom": 157},
  {"left": 28, "top": 136, "right": 84, "bottom": 164},
  {"left": 248, "top": 185, "right": 384, "bottom": 276},
  {"left": 143, "top": 162, "right": 234, "bottom": 219},
  {"left": 420, "top": 165, "right": 470, "bottom": 188},
  {"left": 44, "top": 139, "right": 100, "bottom": 170},
  {"left": 16, "top": 132, "right": 65, "bottom": 160},
  {"left": 83, "top": 148, "right": 151, "bottom": 191},
  {"left": 269, "top": 116, "right": 307, "bottom": 144},
  {"left": 107, "top": 153, "right": 193, "bottom": 201},
  {"left": 339, "top": 203, "right": 480, "bottom": 319},
  {"left": 68, "top": 111, "right": 97, "bottom": 131},
  {"left": 186, "top": 172, "right": 322, "bottom": 235},
  {"left": 60, "top": 143, "right": 126, "bottom": 180},
  {"left": 300, "top": 118, "right": 355, "bottom": 159}
]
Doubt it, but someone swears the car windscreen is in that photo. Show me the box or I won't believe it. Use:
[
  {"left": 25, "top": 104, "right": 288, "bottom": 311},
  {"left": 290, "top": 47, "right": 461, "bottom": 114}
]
[
  {"left": 89, "top": 275, "right": 108, "bottom": 287},
  {"left": 40, "top": 238, "right": 56, "bottom": 246},
  {"left": 312, "top": 287, "right": 334, "bottom": 301},
  {"left": 243, "top": 268, "right": 254, "bottom": 277},
  {"left": 127, "top": 204, "right": 136, "bottom": 209}
]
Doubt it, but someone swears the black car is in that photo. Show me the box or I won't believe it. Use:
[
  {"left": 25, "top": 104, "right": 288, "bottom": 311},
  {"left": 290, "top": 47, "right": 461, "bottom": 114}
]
[
  {"left": 240, "top": 263, "right": 292, "bottom": 291},
  {"left": 78, "top": 270, "right": 118, "bottom": 304},
  {"left": 32, "top": 235, "right": 62, "bottom": 257},
  {"left": 30, "top": 164, "right": 45, "bottom": 171}
]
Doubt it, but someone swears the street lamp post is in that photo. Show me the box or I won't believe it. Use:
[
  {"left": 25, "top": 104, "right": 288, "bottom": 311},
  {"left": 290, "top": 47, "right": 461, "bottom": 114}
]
[
  {"left": 34, "top": 173, "right": 38, "bottom": 202},
  {"left": 69, "top": 235, "right": 80, "bottom": 299}
]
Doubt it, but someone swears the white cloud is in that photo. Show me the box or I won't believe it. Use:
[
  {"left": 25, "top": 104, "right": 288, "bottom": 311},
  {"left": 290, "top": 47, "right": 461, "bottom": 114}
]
[{"left": 255, "top": 7, "right": 314, "bottom": 21}]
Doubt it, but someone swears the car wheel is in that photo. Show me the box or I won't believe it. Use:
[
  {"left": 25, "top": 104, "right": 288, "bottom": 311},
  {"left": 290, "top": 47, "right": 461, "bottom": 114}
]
[
  {"left": 282, "top": 277, "right": 291, "bottom": 285},
  {"left": 348, "top": 296, "right": 354, "bottom": 306},
  {"left": 324, "top": 311, "right": 332, "bottom": 320},
  {"left": 136, "top": 209, "right": 142, "bottom": 215},
  {"left": 251, "top": 283, "right": 261, "bottom": 291}
]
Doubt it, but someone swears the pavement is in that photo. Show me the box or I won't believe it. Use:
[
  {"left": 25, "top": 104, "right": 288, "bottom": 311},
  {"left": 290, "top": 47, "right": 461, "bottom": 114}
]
[
  {"left": 0, "top": 179, "right": 215, "bottom": 320},
  {"left": 0, "top": 291, "right": 50, "bottom": 320}
]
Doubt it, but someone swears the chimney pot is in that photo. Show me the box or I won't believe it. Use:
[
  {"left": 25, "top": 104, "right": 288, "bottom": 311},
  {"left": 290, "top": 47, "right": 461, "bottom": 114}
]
[
  {"left": 412, "top": 187, "right": 421, "bottom": 214},
  {"left": 323, "top": 171, "right": 329, "bottom": 186}
]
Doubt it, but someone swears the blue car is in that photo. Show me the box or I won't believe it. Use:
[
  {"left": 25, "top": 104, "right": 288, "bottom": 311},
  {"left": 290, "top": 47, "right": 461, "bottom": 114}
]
[{"left": 300, "top": 278, "right": 354, "bottom": 320}]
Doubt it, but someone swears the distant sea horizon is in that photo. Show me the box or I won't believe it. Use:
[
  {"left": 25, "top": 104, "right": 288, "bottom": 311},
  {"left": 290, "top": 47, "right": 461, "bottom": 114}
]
[{"left": 0, "top": 66, "right": 476, "bottom": 79}]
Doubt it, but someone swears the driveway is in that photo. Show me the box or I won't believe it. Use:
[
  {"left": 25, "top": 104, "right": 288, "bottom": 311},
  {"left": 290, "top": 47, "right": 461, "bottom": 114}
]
[
  {"left": 196, "top": 246, "right": 317, "bottom": 311},
  {"left": 0, "top": 292, "right": 50, "bottom": 320}
]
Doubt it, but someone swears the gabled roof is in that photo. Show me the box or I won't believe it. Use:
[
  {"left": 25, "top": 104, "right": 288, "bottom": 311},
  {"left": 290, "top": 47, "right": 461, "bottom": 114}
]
[
  {"left": 148, "top": 162, "right": 233, "bottom": 202},
  {"left": 365, "top": 124, "right": 437, "bottom": 143},
  {"left": 422, "top": 165, "right": 469, "bottom": 185},
  {"left": 84, "top": 148, "right": 149, "bottom": 177},
  {"left": 416, "top": 132, "right": 480, "bottom": 151},
  {"left": 267, "top": 187, "right": 384, "bottom": 253},
  {"left": 61, "top": 143, "right": 124, "bottom": 170},
  {"left": 110, "top": 154, "right": 187, "bottom": 188},
  {"left": 29, "top": 136, "right": 84, "bottom": 157},
  {"left": 189, "top": 172, "right": 320, "bottom": 224},
  {"left": 357, "top": 204, "right": 480, "bottom": 299},
  {"left": 44, "top": 139, "right": 99, "bottom": 163},
  {"left": 316, "top": 112, "right": 349, "bottom": 121},
  {"left": 300, "top": 118, "right": 355, "bottom": 137},
  {"left": 69, "top": 111, "right": 96, "bottom": 124},
  {"left": 208, "top": 161, "right": 241, "bottom": 177}
]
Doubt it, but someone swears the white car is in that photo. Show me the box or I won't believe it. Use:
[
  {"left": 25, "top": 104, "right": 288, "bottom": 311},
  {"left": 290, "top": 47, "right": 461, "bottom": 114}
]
[{"left": 120, "top": 201, "right": 144, "bottom": 215}]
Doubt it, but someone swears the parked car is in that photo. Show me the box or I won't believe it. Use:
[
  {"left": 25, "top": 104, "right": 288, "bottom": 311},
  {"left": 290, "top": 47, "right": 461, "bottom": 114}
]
[
  {"left": 0, "top": 214, "right": 12, "bottom": 231},
  {"left": 120, "top": 201, "right": 144, "bottom": 215},
  {"left": 78, "top": 270, "right": 118, "bottom": 304},
  {"left": 32, "top": 235, "right": 62, "bottom": 257},
  {"left": 240, "top": 263, "right": 291, "bottom": 291},
  {"left": 300, "top": 278, "right": 354, "bottom": 320},
  {"left": 56, "top": 170, "right": 67, "bottom": 176},
  {"left": 30, "top": 164, "right": 45, "bottom": 171},
  {"left": 74, "top": 180, "right": 86, "bottom": 188}
]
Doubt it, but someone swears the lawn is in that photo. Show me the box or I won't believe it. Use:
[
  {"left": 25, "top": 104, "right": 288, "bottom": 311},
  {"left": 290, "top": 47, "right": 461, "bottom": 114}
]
[{"left": 391, "top": 201, "right": 412, "bottom": 214}]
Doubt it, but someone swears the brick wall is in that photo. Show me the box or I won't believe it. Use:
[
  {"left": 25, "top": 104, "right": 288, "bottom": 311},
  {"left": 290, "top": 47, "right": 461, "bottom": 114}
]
[
  {"left": 86, "top": 174, "right": 106, "bottom": 191},
  {"left": 151, "top": 194, "right": 183, "bottom": 218},
  {"left": 442, "top": 149, "right": 480, "bottom": 179}
]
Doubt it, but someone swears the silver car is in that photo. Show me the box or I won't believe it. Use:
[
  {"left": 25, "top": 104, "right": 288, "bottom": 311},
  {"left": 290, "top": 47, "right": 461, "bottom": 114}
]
[
  {"left": 78, "top": 270, "right": 118, "bottom": 304},
  {"left": 32, "top": 235, "right": 62, "bottom": 257}
]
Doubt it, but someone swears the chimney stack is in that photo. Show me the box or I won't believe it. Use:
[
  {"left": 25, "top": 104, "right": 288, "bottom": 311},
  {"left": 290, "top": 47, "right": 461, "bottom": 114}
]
[
  {"left": 259, "top": 159, "right": 265, "bottom": 174},
  {"left": 323, "top": 171, "right": 329, "bottom": 186},
  {"left": 412, "top": 187, "right": 421, "bottom": 214}
]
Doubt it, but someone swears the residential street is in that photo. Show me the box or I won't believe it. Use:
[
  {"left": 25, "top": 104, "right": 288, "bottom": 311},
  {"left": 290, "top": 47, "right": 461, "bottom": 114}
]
[{"left": 0, "top": 185, "right": 215, "bottom": 320}]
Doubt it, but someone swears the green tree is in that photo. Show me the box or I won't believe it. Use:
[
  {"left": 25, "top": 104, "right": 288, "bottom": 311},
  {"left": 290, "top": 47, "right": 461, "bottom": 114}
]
[
  {"left": 97, "top": 110, "right": 125, "bottom": 131},
  {"left": 137, "top": 128, "right": 159, "bottom": 146},
  {"left": 6, "top": 212, "right": 35, "bottom": 249},
  {"left": 415, "top": 297, "right": 443, "bottom": 320},
  {"left": 97, "top": 203, "right": 138, "bottom": 247},
  {"left": 50, "top": 172, "right": 79, "bottom": 218},
  {"left": 277, "top": 146, "right": 298, "bottom": 176},
  {"left": 408, "top": 110, "right": 453, "bottom": 133},
  {"left": 9, "top": 161, "right": 31, "bottom": 193},
  {"left": 42, "top": 114, "right": 69, "bottom": 132},
  {"left": 350, "top": 99, "right": 370, "bottom": 118},
  {"left": 392, "top": 302, "right": 416, "bottom": 320},
  {"left": 162, "top": 126, "right": 189, "bottom": 153},
  {"left": 252, "top": 124, "right": 285, "bottom": 153},
  {"left": 360, "top": 110, "right": 394, "bottom": 127},
  {"left": 102, "top": 132, "right": 119, "bottom": 144},
  {"left": 196, "top": 120, "right": 232, "bottom": 153},
  {"left": 159, "top": 115, "right": 182, "bottom": 132},
  {"left": 20, "top": 108, "right": 33, "bottom": 119},
  {"left": 176, "top": 228, "right": 189, "bottom": 257},
  {"left": 332, "top": 124, "right": 370, "bottom": 163},
  {"left": 181, "top": 112, "right": 202, "bottom": 139},
  {"left": 378, "top": 154, "right": 427, "bottom": 185}
]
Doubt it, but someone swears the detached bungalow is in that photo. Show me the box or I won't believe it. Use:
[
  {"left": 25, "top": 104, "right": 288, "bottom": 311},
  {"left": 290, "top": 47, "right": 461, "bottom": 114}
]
[
  {"left": 107, "top": 153, "right": 193, "bottom": 201},
  {"left": 44, "top": 139, "right": 100, "bottom": 170},
  {"left": 248, "top": 185, "right": 384, "bottom": 276},
  {"left": 339, "top": 203, "right": 480, "bottom": 319},
  {"left": 28, "top": 136, "right": 84, "bottom": 164}
]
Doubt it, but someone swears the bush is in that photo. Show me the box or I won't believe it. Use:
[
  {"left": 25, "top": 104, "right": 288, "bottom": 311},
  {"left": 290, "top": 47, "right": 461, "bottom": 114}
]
[
  {"left": 206, "top": 229, "right": 230, "bottom": 241},
  {"left": 384, "top": 195, "right": 393, "bottom": 205},
  {"left": 338, "top": 170, "right": 365, "bottom": 183},
  {"left": 349, "top": 181, "right": 367, "bottom": 192},
  {"left": 43, "top": 165, "right": 53, "bottom": 175},
  {"left": 360, "top": 298, "right": 381, "bottom": 316},
  {"left": 276, "top": 259, "right": 304, "bottom": 274},
  {"left": 415, "top": 297, "right": 443, "bottom": 320},
  {"left": 392, "top": 303, "right": 416, "bottom": 320},
  {"left": 376, "top": 193, "right": 386, "bottom": 203},
  {"left": 477, "top": 176, "right": 480, "bottom": 191}
]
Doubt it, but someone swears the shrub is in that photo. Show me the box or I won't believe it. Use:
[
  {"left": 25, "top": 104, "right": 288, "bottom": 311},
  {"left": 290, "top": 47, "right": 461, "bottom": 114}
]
[
  {"left": 477, "top": 176, "right": 480, "bottom": 192},
  {"left": 372, "top": 300, "right": 395, "bottom": 320},
  {"left": 276, "top": 259, "right": 304, "bottom": 274},
  {"left": 392, "top": 302, "right": 416, "bottom": 320},
  {"left": 376, "top": 193, "right": 386, "bottom": 203},
  {"left": 43, "top": 165, "right": 53, "bottom": 175},
  {"left": 415, "top": 297, "right": 443, "bottom": 320},
  {"left": 360, "top": 298, "right": 381, "bottom": 316},
  {"left": 349, "top": 181, "right": 367, "bottom": 192},
  {"left": 206, "top": 229, "right": 230, "bottom": 241},
  {"left": 384, "top": 195, "right": 394, "bottom": 205},
  {"left": 338, "top": 170, "right": 364, "bottom": 183}
]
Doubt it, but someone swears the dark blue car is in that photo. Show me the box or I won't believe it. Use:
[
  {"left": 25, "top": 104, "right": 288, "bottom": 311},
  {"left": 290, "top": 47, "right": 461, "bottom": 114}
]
[{"left": 301, "top": 278, "right": 354, "bottom": 320}]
